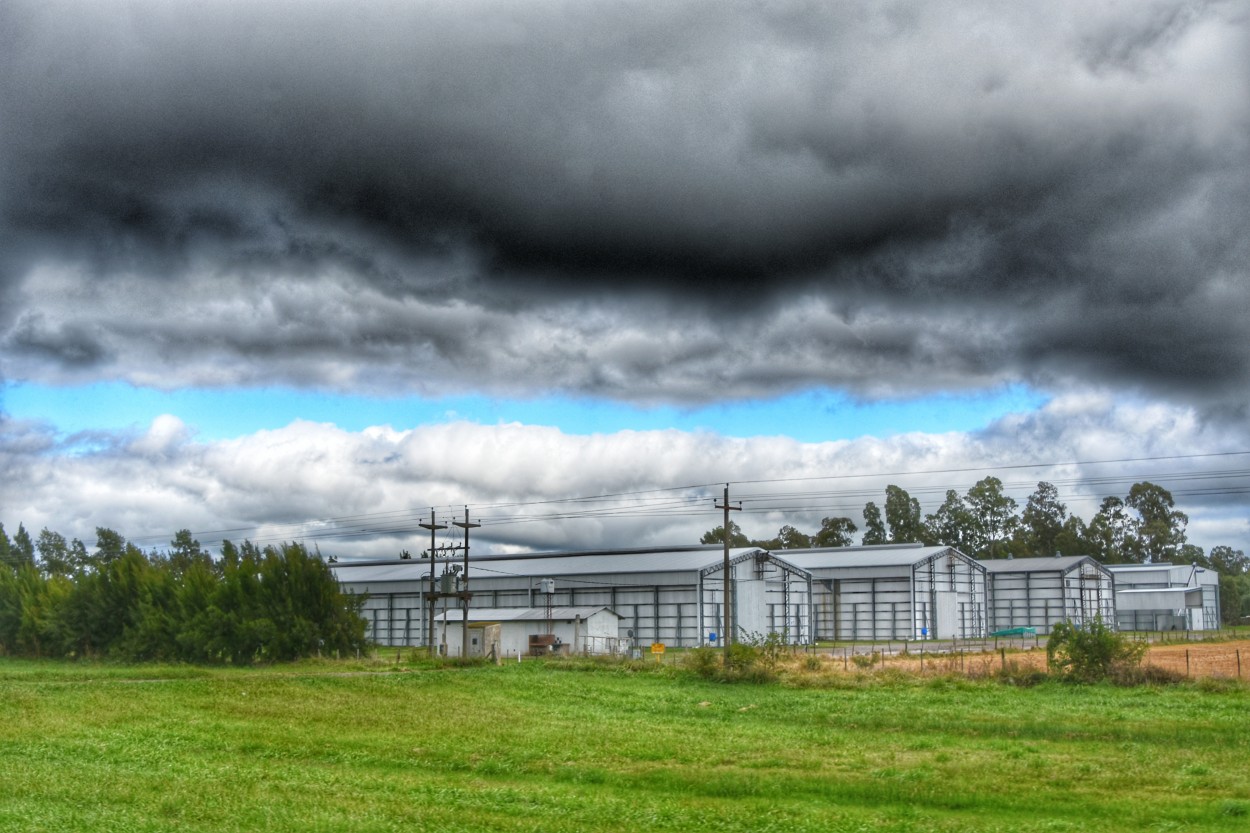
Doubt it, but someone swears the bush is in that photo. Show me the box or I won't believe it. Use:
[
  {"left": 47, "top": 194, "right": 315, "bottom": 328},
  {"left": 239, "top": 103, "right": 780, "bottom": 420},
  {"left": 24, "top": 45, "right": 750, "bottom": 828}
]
[
  {"left": 727, "top": 640, "right": 761, "bottom": 669},
  {"left": 851, "top": 651, "right": 880, "bottom": 669},
  {"left": 1047, "top": 618, "right": 1147, "bottom": 683},
  {"left": 747, "top": 631, "right": 790, "bottom": 671},
  {"left": 684, "top": 646, "right": 723, "bottom": 678},
  {"left": 681, "top": 641, "right": 778, "bottom": 684}
]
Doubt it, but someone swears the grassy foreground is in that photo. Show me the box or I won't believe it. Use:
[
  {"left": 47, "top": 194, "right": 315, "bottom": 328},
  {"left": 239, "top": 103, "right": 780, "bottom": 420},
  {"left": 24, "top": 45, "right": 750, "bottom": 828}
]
[{"left": 1, "top": 658, "right": 1248, "bottom": 833}]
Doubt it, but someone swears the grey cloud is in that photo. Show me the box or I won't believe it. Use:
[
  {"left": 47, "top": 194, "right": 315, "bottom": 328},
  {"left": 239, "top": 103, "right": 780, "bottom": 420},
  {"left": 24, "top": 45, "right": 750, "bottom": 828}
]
[
  {"left": 0, "top": 0, "right": 1247, "bottom": 404},
  {"left": 7, "top": 313, "right": 112, "bottom": 368}
]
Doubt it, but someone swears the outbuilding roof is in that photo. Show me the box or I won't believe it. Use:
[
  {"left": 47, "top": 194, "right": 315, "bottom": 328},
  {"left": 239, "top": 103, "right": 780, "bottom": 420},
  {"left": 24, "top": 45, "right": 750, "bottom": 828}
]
[{"left": 434, "top": 606, "right": 618, "bottom": 623}]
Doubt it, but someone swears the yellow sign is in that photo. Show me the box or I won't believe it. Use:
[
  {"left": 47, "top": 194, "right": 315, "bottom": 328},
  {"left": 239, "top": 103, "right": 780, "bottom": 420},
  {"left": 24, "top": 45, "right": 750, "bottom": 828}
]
[{"left": 650, "top": 642, "right": 666, "bottom": 654}]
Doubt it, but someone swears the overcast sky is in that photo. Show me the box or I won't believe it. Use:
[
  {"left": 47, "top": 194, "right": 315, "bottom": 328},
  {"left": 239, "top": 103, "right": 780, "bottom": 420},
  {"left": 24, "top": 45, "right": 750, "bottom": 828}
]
[{"left": 2, "top": 0, "right": 1248, "bottom": 558}]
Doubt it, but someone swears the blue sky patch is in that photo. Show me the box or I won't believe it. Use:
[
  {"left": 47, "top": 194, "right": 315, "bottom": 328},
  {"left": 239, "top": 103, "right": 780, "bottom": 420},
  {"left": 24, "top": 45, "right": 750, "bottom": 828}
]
[{"left": 2, "top": 381, "right": 1048, "bottom": 443}]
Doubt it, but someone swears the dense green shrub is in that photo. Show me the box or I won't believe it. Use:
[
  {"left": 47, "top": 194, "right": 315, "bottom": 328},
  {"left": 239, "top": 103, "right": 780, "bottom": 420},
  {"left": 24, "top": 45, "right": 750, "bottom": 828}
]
[
  {"left": 1046, "top": 618, "right": 1147, "bottom": 682},
  {"left": 0, "top": 535, "right": 367, "bottom": 663}
]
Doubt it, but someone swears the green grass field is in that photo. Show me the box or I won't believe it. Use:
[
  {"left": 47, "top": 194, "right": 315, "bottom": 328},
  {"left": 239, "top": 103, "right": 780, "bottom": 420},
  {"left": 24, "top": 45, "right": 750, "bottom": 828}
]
[{"left": 1, "top": 658, "right": 1247, "bottom": 832}]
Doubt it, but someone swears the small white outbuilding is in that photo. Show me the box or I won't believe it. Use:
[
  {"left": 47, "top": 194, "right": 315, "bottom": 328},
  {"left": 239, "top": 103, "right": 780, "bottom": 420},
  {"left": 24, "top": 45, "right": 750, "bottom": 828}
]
[{"left": 434, "top": 606, "right": 625, "bottom": 658}]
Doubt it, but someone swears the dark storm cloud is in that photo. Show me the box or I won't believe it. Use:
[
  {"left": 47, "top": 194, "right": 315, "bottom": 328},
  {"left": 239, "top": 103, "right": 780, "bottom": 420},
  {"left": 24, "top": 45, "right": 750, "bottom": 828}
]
[{"left": 0, "top": 0, "right": 1247, "bottom": 402}]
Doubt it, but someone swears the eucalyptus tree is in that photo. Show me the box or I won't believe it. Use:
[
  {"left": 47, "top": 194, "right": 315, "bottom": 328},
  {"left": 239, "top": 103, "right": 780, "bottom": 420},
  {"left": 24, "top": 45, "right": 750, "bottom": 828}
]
[
  {"left": 1194, "top": 544, "right": 1250, "bottom": 625},
  {"left": 751, "top": 525, "right": 811, "bottom": 550},
  {"left": 1209, "top": 545, "right": 1249, "bottom": 575},
  {"left": 861, "top": 502, "right": 887, "bottom": 545},
  {"left": 1126, "top": 482, "right": 1188, "bottom": 562},
  {"left": 884, "top": 485, "right": 923, "bottom": 543},
  {"left": 700, "top": 521, "right": 750, "bottom": 547},
  {"left": 1054, "top": 514, "right": 1089, "bottom": 558},
  {"left": 775, "top": 525, "right": 813, "bottom": 549},
  {"left": 1019, "top": 481, "right": 1068, "bottom": 556},
  {"left": 923, "top": 490, "right": 973, "bottom": 550},
  {"left": 963, "top": 476, "right": 1019, "bottom": 559},
  {"left": 813, "top": 517, "right": 858, "bottom": 548},
  {"left": 1086, "top": 496, "right": 1138, "bottom": 563}
]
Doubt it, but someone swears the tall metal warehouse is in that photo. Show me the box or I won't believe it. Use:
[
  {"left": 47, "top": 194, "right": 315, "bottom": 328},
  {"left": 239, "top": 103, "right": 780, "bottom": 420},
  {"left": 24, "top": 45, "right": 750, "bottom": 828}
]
[
  {"left": 331, "top": 546, "right": 813, "bottom": 650},
  {"left": 979, "top": 556, "right": 1116, "bottom": 634},
  {"left": 1106, "top": 563, "right": 1222, "bottom": 631},
  {"left": 781, "top": 545, "right": 988, "bottom": 640}
]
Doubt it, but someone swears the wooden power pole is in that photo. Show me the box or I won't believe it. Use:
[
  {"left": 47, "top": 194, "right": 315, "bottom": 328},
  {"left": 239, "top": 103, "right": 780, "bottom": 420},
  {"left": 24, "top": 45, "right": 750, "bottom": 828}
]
[
  {"left": 452, "top": 507, "right": 480, "bottom": 660},
  {"left": 419, "top": 509, "right": 447, "bottom": 657},
  {"left": 715, "top": 484, "right": 741, "bottom": 666}
]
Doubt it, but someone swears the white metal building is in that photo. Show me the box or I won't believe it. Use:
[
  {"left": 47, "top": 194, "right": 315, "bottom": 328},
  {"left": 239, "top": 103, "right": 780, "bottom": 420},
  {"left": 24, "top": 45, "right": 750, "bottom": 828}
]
[
  {"left": 1107, "top": 563, "right": 1222, "bottom": 631},
  {"left": 332, "top": 546, "right": 813, "bottom": 649},
  {"left": 980, "top": 556, "right": 1116, "bottom": 634},
  {"left": 781, "top": 545, "right": 988, "bottom": 640},
  {"left": 434, "top": 607, "right": 624, "bottom": 658}
]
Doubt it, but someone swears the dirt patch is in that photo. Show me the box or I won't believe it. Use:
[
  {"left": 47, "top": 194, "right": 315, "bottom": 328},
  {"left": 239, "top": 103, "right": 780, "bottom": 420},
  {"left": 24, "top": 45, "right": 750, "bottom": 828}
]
[
  {"left": 1143, "top": 639, "right": 1250, "bottom": 679},
  {"left": 796, "top": 639, "right": 1250, "bottom": 680},
  {"left": 801, "top": 646, "right": 1051, "bottom": 676}
]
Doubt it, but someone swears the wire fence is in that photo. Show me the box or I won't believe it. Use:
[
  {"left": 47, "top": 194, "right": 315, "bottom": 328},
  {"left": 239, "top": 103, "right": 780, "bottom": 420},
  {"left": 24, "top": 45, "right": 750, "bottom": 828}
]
[{"left": 797, "top": 632, "right": 1250, "bottom": 678}]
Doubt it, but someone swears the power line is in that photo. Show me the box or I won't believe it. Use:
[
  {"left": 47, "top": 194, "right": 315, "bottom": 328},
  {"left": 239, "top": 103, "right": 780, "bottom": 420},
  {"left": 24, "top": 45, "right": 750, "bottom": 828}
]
[
  {"left": 127, "top": 450, "right": 1250, "bottom": 550},
  {"left": 729, "top": 450, "right": 1250, "bottom": 488}
]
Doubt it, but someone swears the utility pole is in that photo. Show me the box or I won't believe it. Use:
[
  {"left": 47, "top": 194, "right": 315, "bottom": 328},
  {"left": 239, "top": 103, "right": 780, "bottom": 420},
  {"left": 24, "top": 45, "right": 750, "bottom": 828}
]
[
  {"left": 715, "top": 484, "right": 741, "bottom": 667},
  {"left": 452, "top": 507, "right": 480, "bottom": 660},
  {"left": 420, "top": 509, "right": 447, "bottom": 658}
]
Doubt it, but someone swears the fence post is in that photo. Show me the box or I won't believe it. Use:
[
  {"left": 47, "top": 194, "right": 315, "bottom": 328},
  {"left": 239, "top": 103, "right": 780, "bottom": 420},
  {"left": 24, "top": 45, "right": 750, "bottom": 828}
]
[
  {"left": 1237, "top": 649, "right": 1242, "bottom": 679},
  {"left": 1185, "top": 649, "right": 1190, "bottom": 677}
]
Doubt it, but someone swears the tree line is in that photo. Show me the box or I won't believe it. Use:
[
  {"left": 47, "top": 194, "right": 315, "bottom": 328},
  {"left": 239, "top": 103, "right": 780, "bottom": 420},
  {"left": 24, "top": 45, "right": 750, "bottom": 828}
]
[
  {"left": 701, "top": 478, "right": 1249, "bottom": 624},
  {"left": 0, "top": 525, "right": 368, "bottom": 661}
]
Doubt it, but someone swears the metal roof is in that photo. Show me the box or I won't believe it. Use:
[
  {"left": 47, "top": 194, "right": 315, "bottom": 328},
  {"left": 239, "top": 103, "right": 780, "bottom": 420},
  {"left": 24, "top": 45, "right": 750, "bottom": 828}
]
[
  {"left": 434, "top": 606, "right": 618, "bottom": 623},
  {"left": 333, "top": 547, "right": 765, "bottom": 584},
  {"left": 980, "top": 556, "right": 1105, "bottom": 574},
  {"left": 1116, "top": 588, "right": 1194, "bottom": 595},
  {"left": 777, "top": 545, "right": 962, "bottom": 570},
  {"left": 1115, "top": 587, "right": 1205, "bottom": 610}
]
